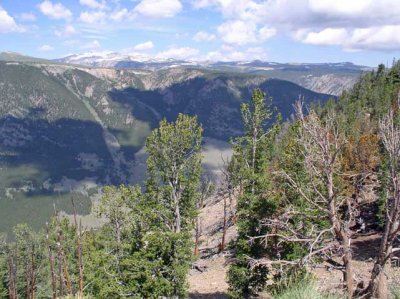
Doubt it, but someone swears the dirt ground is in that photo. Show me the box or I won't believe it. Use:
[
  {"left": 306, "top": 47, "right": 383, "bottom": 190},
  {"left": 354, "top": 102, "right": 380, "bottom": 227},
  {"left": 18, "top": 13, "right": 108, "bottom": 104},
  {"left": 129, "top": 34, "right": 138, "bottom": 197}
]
[
  {"left": 188, "top": 193, "right": 236, "bottom": 298},
  {"left": 188, "top": 195, "right": 400, "bottom": 298}
]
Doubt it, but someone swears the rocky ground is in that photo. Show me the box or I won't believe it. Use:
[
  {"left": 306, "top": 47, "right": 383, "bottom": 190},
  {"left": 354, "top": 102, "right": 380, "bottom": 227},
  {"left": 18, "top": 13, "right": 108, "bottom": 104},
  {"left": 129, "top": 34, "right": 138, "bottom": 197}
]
[
  {"left": 188, "top": 192, "right": 236, "bottom": 298},
  {"left": 188, "top": 194, "right": 400, "bottom": 298}
]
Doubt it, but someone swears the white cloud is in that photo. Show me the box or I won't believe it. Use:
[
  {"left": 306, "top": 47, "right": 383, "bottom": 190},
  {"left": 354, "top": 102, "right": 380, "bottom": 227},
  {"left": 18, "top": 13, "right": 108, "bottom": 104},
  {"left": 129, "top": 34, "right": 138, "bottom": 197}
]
[
  {"left": 195, "top": 0, "right": 400, "bottom": 52},
  {"left": 300, "top": 25, "right": 400, "bottom": 51},
  {"left": 218, "top": 20, "right": 256, "bottom": 45},
  {"left": 302, "top": 28, "right": 348, "bottom": 46},
  {"left": 192, "top": 0, "right": 264, "bottom": 22},
  {"left": 20, "top": 12, "right": 37, "bottom": 22},
  {"left": 348, "top": 25, "right": 400, "bottom": 51},
  {"left": 82, "top": 40, "right": 101, "bottom": 49},
  {"left": 152, "top": 44, "right": 268, "bottom": 62},
  {"left": 79, "top": 0, "right": 107, "bottom": 10},
  {"left": 307, "top": 0, "right": 400, "bottom": 22},
  {"left": 38, "top": 1, "right": 72, "bottom": 20},
  {"left": 133, "top": 41, "right": 154, "bottom": 51},
  {"left": 193, "top": 31, "right": 216, "bottom": 42},
  {"left": 309, "top": 0, "right": 371, "bottom": 17},
  {"left": 54, "top": 24, "right": 76, "bottom": 37},
  {"left": 135, "top": 0, "right": 182, "bottom": 18},
  {"left": 156, "top": 47, "right": 200, "bottom": 60},
  {"left": 205, "top": 46, "right": 268, "bottom": 62},
  {"left": 110, "top": 8, "right": 133, "bottom": 21},
  {"left": 38, "top": 44, "right": 54, "bottom": 52},
  {"left": 0, "top": 6, "right": 25, "bottom": 33},
  {"left": 259, "top": 26, "right": 276, "bottom": 41},
  {"left": 79, "top": 11, "right": 106, "bottom": 24},
  {"left": 217, "top": 20, "right": 275, "bottom": 46}
]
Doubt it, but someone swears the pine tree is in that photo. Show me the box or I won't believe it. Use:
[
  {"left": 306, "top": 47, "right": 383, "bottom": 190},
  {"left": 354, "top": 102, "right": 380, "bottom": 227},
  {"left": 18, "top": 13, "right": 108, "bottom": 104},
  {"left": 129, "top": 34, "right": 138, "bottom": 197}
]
[
  {"left": 145, "top": 113, "right": 203, "bottom": 233},
  {"left": 227, "top": 89, "right": 280, "bottom": 298},
  {"left": 0, "top": 234, "right": 8, "bottom": 298}
]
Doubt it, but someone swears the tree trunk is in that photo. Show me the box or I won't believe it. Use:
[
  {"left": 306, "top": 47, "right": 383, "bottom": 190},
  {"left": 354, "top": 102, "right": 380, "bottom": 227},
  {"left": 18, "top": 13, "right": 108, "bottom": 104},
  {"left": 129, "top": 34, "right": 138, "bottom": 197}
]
[
  {"left": 366, "top": 176, "right": 399, "bottom": 298},
  {"left": 46, "top": 224, "right": 57, "bottom": 299},
  {"left": 8, "top": 252, "right": 17, "bottom": 299},
  {"left": 174, "top": 197, "right": 181, "bottom": 233},
  {"left": 57, "top": 235, "right": 64, "bottom": 298},
  {"left": 328, "top": 171, "right": 354, "bottom": 297},
  {"left": 374, "top": 269, "right": 389, "bottom": 299},
  {"left": 29, "top": 244, "right": 36, "bottom": 299},
  {"left": 77, "top": 220, "right": 83, "bottom": 297},
  {"left": 220, "top": 195, "right": 227, "bottom": 252},
  {"left": 341, "top": 233, "right": 355, "bottom": 298},
  {"left": 170, "top": 176, "right": 181, "bottom": 233},
  {"left": 194, "top": 217, "right": 200, "bottom": 256},
  {"left": 55, "top": 212, "right": 72, "bottom": 296},
  {"left": 59, "top": 232, "right": 72, "bottom": 296},
  {"left": 251, "top": 126, "right": 257, "bottom": 195},
  {"left": 72, "top": 199, "right": 84, "bottom": 297}
]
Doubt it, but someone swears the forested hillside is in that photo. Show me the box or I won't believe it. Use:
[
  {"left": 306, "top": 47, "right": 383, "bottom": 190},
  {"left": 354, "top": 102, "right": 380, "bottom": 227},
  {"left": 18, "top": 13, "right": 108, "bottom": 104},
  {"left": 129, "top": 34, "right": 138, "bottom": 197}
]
[
  {"left": 0, "top": 60, "right": 398, "bottom": 299},
  {"left": 0, "top": 60, "right": 332, "bottom": 232},
  {"left": 227, "top": 61, "right": 400, "bottom": 298}
]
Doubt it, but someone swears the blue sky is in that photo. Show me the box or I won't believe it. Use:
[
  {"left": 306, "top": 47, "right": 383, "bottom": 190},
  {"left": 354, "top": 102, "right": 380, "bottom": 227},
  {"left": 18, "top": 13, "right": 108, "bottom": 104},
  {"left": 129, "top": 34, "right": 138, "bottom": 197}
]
[{"left": 0, "top": 0, "right": 400, "bottom": 66}]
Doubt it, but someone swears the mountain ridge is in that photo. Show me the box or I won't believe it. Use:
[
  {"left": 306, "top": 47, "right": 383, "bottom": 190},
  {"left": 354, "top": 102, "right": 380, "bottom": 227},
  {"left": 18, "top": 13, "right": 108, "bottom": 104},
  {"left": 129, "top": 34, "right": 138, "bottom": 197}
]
[
  {"left": 0, "top": 54, "right": 346, "bottom": 232},
  {"left": 0, "top": 52, "right": 368, "bottom": 96}
]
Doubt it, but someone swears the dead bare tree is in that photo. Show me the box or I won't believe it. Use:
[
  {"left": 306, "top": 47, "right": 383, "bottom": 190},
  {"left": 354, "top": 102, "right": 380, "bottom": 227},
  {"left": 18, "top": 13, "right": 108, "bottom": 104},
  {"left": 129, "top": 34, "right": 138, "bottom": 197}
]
[
  {"left": 72, "top": 199, "right": 84, "bottom": 298},
  {"left": 194, "top": 178, "right": 214, "bottom": 255},
  {"left": 54, "top": 206, "right": 73, "bottom": 296},
  {"left": 364, "top": 106, "right": 400, "bottom": 298},
  {"left": 255, "top": 101, "right": 357, "bottom": 297},
  {"left": 7, "top": 247, "right": 17, "bottom": 299},
  {"left": 219, "top": 156, "right": 237, "bottom": 252},
  {"left": 55, "top": 218, "right": 64, "bottom": 298},
  {"left": 26, "top": 243, "right": 37, "bottom": 299},
  {"left": 46, "top": 222, "right": 57, "bottom": 299}
]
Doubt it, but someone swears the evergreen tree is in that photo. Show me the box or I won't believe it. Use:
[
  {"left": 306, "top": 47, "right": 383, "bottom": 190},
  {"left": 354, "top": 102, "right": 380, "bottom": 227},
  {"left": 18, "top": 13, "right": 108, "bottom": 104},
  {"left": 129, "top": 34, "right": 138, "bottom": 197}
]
[
  {"left": 145, "top": 113, "right": 203, "bottom": 233},
  {"left": 0, "top": 234, "right": 7, "bottom": 298},
  {"left": 144, "top": 113, "right": 203, "bottom": 297},
  {"left": 84, "top": 114, "right": 203, "bottom": 298},
  {"left": 227, "top": 89, "right": 280, "bottom": 298}
]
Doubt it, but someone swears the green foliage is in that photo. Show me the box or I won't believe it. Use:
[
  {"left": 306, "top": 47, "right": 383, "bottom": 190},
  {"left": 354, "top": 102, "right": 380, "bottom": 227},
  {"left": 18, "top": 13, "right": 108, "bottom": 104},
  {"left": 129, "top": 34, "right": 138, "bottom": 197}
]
[
  {"left": 0, "top": 235, "right": 7, "bottom": 298},
  {"left": 228, "top": 89, "right": 281, "bottom": 297},
  {"left": 84, "top": 185, "right": 194, "bottom": 298},
  {"left": 123, "top": 231, "right": 192, "bottom": 298},
  {"left": 145, "top": 113, "right": 203, "bottom": 232},
  {"left": 271, "top": 267, "right": 310, "bottom": 296},
  {"left": 4, "top": 59, "right": 400, "bottom": 298},
  {"left": 273, "top": 280, "right": 344, "bottom": 299},
  {"left": 391, "top": 285, "right": 400, "bottom": 299},
  {"left": 227, "top": 61, "right": 400, "bottom": 298},
  {"left": 84, "top": 114, "right": 202, "bottom": 298},
  {"left": 325, "top": 60, "right": 400, "bottom": 226}
]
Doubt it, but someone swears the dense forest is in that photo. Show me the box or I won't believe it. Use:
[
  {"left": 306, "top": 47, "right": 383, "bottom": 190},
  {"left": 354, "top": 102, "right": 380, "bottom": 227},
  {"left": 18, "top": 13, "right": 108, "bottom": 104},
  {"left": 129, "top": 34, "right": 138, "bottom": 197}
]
[{"left": 1, "top": 61, "right": 400, "bottom": 298}]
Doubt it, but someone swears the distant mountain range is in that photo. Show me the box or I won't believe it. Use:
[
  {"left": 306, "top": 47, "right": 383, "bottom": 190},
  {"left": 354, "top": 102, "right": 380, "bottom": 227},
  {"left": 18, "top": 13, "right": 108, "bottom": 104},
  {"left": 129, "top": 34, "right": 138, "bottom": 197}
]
[
  {"left": 0, "top": 52, "right": 367, "bottom": 232},
  {"left": 54, "top": 51, "right": 370, "bottom": 96},
  {"left": 55, "top": 51, "right": 368, "bottom": 71}
]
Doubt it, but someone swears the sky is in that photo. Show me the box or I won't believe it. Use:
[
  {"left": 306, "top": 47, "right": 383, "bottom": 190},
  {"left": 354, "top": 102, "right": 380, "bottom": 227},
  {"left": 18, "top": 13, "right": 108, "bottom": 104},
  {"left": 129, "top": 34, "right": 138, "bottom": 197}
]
[{"left": 1, "top": 0, "right": 400, "bottom": 66}]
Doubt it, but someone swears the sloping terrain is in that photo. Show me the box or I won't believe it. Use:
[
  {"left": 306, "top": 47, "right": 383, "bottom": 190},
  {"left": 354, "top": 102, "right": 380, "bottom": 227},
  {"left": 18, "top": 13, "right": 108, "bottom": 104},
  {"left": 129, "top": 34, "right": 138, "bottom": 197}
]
[
  {"left": 188, "top": 193, "right": 400, "bottom": 299},
  {"left": 55, "top": 52, "right": 368, "bottom": 96},
  {"left": 189, "top": 192, "right": 237, "bottom": 298},
  {"left": 0, "top": 58, "right": 335, "bottom": 232}
]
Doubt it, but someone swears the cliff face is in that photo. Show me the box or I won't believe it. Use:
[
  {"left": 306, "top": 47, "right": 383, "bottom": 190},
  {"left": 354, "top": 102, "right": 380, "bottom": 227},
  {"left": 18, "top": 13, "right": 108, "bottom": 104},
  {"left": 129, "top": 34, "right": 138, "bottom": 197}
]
[{"left": 301, "top": 73, "right": 358, "bottom": 95}]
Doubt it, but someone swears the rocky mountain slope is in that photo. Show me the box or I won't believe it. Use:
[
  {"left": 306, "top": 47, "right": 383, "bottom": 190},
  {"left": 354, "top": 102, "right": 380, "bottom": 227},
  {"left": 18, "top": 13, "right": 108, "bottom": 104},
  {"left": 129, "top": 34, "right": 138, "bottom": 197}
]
[
  {"left": 55, "top": 52, "right": 368, "bottom": 96},
  {"left": 0, "top": 53, "right": 350, "bottom": 232}
]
